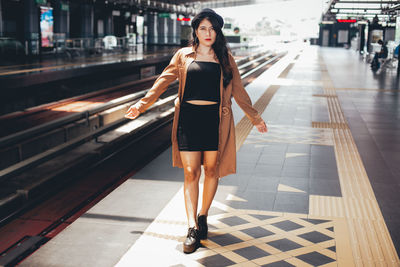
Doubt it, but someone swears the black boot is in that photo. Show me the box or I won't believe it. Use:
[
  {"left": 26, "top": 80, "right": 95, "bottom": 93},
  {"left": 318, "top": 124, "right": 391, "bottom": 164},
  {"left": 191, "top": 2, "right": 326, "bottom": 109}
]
[
  {"left": 183, "top": 227, "right": 200, "bottom": 254},
  {"left": 197, "top": 214, "right": 208, "bottom": 240}
]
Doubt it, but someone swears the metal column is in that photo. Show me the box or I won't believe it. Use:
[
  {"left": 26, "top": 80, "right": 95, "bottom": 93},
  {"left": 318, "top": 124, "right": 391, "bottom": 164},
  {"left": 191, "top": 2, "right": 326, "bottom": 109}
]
[
  {"left": 0, "top": 0, "right": 3, "bottom": 37},
  {"left": 24, "top": 0, "right": 40, "bottom": 55}
]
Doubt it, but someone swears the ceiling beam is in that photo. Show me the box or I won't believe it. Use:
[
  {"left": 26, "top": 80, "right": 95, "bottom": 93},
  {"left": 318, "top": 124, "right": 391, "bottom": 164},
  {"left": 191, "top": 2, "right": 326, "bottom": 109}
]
[
  {"left": 338, "top": 0, "right": 397, "bottom": 3},
  {"left": 334, "top": 7, "right": 382, "bottom": 10},
  {"left": 382, "top": 3, "right": 400, "bottom": 12}
]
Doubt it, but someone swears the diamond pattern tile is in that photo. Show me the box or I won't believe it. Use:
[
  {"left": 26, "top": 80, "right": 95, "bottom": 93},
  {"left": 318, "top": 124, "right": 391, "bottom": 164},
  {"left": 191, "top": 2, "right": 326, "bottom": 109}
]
[
  {"left": 267, "top": 238, "right": 302, "bottom": 252},
  {"left": 233, "top": 245, "right": 270, "bottom": 260},
  {"left": 299, "top": 231, "right": 333, "bottom": 243},
  {"left": 304, "top": 218, "right": 330, "bottom": 225},
  {"left": 296, "top": 251, "right": 335, "bottom": 266},
  {"left": 328, "top": 246, "right": 336, "bottom": 252},
  {"left": 208, "top": 207, "right": 226, "bottom": 216},
  {"left": 250, "top": 214, "right": 277, "bottom": 221},
  {"left": 219, "top": 216, "right": 249, "bottom": 226},
  {"left": 261, "top": 260, "right": 295, "bottom": 267},
  {"left": 241, "top": 226, "right": 274, "bottom": 239},
  {"left": 271, "top": 220, "right": 303, "bottom": 231},
  {"left": 197, "top": 254, "right": 236, "bottom": 267},
  {"left": 208, "top": 233, "right": 244, "bottom": 246}
]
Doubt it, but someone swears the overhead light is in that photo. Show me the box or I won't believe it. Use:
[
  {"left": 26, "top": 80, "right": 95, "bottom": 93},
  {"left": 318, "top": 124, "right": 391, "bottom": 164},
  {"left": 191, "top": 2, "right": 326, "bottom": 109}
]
[{"left": 322, "top": 21, "right": 335, "bottom": 24}]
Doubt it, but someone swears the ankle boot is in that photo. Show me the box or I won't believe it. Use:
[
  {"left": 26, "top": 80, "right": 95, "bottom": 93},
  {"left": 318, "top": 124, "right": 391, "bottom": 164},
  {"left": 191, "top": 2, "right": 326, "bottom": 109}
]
[
  {"left": 183, "top": 227, "right": 200, "bottom": 254},
  {"left": 197, "top": 214, "right": 208, "bottom": 240}
]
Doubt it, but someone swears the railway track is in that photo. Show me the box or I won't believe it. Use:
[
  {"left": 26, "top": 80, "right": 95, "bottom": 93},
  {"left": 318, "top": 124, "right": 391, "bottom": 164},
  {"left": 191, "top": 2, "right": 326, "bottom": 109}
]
[{"left": 0, "top": 49, "right": 286, "bottom": 267}]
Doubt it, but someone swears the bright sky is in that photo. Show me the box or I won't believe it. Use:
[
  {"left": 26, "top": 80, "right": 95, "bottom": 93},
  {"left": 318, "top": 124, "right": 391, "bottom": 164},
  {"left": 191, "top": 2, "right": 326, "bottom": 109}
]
[{"left": 215, "top": 0, "right": 324, "bottom": 38}]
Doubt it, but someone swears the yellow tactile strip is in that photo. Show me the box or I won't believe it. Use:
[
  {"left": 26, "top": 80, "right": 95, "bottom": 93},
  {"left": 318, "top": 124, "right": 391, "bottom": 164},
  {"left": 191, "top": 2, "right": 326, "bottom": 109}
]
[
  {"left": 335, "top": 87, "right": 399, "bottom": 93},
  {"left": 312, "top": 122, "right": 349, "bottom": 130},
  {"left": 278, "top": 63, "right": 295, "bottom": 78},
  {"left": 318, "top": 56, "right": 400, "bottom": 266}
]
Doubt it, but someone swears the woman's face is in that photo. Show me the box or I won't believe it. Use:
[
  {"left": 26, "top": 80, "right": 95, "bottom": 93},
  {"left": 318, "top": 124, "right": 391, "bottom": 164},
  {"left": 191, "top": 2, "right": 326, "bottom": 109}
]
[{"left": 195, "top": 19, "right": 217, "bottom": 47}]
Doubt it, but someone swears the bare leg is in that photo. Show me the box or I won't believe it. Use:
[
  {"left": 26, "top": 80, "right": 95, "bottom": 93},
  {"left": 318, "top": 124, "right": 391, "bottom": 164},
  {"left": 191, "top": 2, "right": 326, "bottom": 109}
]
[
  {"left": 199, "top": 151, "right": 219, "bottom": 216},
  {"left": 180, "top": 151, "right": 202, "bottom": 228}
]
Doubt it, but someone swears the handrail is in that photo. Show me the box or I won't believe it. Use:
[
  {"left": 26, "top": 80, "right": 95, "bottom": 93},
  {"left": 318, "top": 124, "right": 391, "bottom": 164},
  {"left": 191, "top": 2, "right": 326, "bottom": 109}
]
[
  {"left": 242, "top": 52, "right": 287, "bottom": 79},
  {"left": 236, "top": 50, "right": 271, "bottom": 66},
  {"left": 238, "top": 52, "right": 273, "bottom": 70}
]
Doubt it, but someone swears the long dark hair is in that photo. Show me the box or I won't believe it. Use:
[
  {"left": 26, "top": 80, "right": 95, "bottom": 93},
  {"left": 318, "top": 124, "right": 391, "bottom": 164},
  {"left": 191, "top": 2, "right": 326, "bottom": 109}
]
[{"left": 190, "top": 15, "right": 233, "bottom": 88}]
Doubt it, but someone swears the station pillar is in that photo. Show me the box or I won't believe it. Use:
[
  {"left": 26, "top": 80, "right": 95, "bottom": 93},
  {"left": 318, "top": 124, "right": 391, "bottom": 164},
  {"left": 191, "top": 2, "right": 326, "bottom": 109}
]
[
  {"left": 358, "top": 24, "right": 366, "bottom": 54},
  {"left": 176, "top": 20, "right": 182, "bottom": 45},
  {"left": 0, "top": 0, "right": 3, "bottom": 37},
  {"left": 147, "top": 12, "right": 158, "bottom": 45},
  {"left": 53, "top": 0, "right": 70, "bottom": 50},
  {"left": 104, "top": 9, "right": 113, "bottom": 36},
  {"left": 158, "top": 16, "right": 167, "bottom": 44},
  {"left": 80, "top": 3, "right": 94, "bottom": 38},
  {"left": 24, "top": 0, "right": 40, "bottom": 56},
  {"left": 167, "top": 17, "right": 175, "bottom": 44},
  {"left": 54, "top": 0, "right": 69, "bottom": 37}
]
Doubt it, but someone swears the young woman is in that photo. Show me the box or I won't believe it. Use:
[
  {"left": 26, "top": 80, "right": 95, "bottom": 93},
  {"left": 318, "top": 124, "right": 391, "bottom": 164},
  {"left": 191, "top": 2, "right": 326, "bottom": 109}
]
[{"left": 125, "top": 8, "right": 267, "bottom": 253}]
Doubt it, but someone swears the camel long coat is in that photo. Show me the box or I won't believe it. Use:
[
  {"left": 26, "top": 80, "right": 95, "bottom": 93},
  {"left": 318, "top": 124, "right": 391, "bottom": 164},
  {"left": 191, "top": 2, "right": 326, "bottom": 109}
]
[{"left": 136, "top": 46, "right": 262, "bottom": 178}]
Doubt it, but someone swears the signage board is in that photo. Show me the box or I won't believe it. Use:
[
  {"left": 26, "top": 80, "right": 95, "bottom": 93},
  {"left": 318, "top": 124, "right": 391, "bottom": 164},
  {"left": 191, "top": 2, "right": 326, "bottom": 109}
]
[
  {"left": 40, "top": 6, "right": 54, "bottom": 47},
  {"left": 159, "top": 13, "right": 170, "bottom": 18},
  {"left": 61, "top": 3, "right": 69, "bottom": 11}
]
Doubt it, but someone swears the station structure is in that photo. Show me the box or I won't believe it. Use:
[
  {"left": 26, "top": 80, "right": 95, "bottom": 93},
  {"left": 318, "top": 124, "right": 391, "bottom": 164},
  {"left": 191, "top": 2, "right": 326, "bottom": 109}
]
[{"left": 0, "top": 0, "right": 400, "bottom": 266}]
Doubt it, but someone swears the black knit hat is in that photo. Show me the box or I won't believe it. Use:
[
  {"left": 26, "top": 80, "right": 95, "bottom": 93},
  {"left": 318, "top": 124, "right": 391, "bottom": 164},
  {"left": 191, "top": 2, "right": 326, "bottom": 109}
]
[{"left": 192, "top": 8, "right": 224, "bottom": 28}]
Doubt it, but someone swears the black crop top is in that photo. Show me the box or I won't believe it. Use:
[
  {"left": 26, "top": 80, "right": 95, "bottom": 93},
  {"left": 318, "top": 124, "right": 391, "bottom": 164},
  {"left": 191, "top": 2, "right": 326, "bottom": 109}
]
[{"left": 182, "top": 61, "right": 221, "bottom": 102}]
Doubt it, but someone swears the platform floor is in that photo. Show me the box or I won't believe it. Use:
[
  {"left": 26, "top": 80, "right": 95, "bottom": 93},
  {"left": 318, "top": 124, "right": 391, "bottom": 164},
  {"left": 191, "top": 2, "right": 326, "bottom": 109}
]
[{"left": 20, "top": 45, "right": 400, "bottom": 266}]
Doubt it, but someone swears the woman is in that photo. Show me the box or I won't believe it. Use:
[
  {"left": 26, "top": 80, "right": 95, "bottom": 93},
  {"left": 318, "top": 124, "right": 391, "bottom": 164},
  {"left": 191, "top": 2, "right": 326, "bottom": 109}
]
[{"left": 125, "top": 8, "right": 267, "bottom": 254}]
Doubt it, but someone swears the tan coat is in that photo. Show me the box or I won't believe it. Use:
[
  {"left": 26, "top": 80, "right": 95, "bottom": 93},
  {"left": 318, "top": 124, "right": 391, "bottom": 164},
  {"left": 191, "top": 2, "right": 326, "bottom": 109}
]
[{"left": 136, "top": 46, "right": 262, "bottom": 178}]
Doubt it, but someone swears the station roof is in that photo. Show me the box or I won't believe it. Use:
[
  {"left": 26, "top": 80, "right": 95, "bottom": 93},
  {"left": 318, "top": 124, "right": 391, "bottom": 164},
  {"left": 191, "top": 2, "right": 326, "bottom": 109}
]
[
  {"left": 323, "top": 0, "right": 400, "bottom": 22},
  {"left": 98, "top": 0, "right": 277, "bottom": 16}
]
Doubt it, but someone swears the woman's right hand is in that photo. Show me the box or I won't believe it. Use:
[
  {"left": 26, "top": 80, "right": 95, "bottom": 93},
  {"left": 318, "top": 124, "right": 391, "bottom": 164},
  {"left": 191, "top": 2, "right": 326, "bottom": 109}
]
[{"left": 124, "top": 105, "right": 140, "bottom": 120}]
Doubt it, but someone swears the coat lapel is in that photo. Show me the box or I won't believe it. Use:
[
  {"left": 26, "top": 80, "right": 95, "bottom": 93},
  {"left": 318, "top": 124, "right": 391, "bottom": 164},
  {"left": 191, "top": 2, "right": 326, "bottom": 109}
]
[{"left": 180, "top": 48, "right": 195, "bottom": 102}]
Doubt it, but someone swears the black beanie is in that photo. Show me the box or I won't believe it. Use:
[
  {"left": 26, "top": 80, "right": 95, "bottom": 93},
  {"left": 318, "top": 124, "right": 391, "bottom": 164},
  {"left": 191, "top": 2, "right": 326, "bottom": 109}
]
[{"left": 192, "top": 8, "right": 224, "bottom": 28}]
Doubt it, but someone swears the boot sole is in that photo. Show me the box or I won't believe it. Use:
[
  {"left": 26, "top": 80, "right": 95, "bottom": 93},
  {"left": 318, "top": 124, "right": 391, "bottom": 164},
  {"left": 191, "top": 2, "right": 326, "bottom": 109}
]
[{"left": 183, "top": 242, "right": 199, "bottom": 254}]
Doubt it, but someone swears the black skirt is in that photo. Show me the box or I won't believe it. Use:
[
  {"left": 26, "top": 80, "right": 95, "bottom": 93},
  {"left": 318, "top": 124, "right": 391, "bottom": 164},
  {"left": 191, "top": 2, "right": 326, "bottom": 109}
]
[{"left": 177, "top": 102, "right": 220, "bottom": 151}]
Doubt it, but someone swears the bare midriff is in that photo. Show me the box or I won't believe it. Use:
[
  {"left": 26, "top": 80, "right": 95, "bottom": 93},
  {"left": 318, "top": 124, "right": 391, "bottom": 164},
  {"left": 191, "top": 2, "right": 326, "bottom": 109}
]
[{"left": 186, "top": 100, "right": 218, "bottom": 105}]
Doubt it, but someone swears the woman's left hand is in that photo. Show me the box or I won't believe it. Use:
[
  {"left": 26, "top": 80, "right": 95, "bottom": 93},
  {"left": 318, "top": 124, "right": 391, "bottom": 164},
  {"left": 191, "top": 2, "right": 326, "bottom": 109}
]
[{"left": 256, "top": 120, "right": 268, "bottom": 133}]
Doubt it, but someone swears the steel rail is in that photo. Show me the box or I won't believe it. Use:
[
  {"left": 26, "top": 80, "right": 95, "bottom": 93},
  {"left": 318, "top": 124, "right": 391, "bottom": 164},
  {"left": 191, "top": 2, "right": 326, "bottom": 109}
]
[{"left": 0, "top": 94, "right": 177, "bottom": 182}]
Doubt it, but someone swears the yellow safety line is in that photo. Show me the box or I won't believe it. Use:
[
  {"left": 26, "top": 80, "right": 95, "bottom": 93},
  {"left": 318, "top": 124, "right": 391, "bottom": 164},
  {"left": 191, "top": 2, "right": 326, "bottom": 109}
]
[
  {"left": 319, "top": 56, "right": 400, "bottom": 267},
  {"left": 335, "top": 87, "right": 398, "bottom": 92},
  {"left": 278, "top": 62, "right": 294, "bottom": 78},
  {"left": 235, "top": 85, "right": 280, "bottom": 151}
]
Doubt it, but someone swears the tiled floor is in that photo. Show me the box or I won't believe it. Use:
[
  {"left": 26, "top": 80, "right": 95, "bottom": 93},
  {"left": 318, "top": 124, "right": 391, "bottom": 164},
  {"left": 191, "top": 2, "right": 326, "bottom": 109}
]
[{"left": 20, "top": 45, "right": 400, "bottom": 267}]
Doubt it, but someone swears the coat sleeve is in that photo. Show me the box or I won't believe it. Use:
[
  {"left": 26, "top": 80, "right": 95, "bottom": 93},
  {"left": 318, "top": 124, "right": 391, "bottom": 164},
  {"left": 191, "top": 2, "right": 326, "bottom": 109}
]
[
  {"left": 229, "top": 53, "right": 263, "bottom": 125},
  {"left": 135, "top": 49, "right": 181, "bottom": 113}
]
